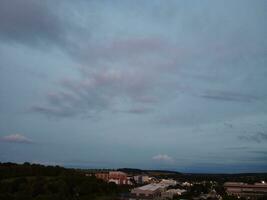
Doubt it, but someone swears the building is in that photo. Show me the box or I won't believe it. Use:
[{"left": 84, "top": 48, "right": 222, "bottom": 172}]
[
  {"left": 109, "top": 171, "right": 129, "bottom": 185},
  {"left": 95, "top": 172, "right": 109, "bottom": 182},
  {"left": 182, "top": 182, "right": 192, "bottom": 187},
  {"left": 161, "top": 189, "right": 186, "bottom": 199},
  {"left": 95, "top": 171, "right": 130, "bottom": 185},
  {"left": 160, "top": 179, "right": 177, "bottom": 186},
  {"left": 134, "top": 175, "right": 149, "bottom": 184},
  {"left": 193, "top": 190, "right": 221, "bottom": 200},
  {"left": 131, "top": 184, "right": 165, "bottom": 199},
  {"left": 224, "top": 182, "right": 267, "bottom": 199}
]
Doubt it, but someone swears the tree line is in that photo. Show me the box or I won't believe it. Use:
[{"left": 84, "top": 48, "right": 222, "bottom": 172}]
[{"left": 0, "top": 162, "right": 126, "bottom": 200}]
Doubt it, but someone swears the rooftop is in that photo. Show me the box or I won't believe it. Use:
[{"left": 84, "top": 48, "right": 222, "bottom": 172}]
[{"left": 135, "top": 183, "right": 165, "bottom": 191}]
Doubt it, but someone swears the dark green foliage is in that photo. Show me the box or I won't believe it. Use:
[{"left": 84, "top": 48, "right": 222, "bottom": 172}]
[
  {"left": 0, "top": 162, "right": 125, "bottom": 200},
  {"left": 258, "top": 195, "right": 267, "bottom": 200},
  {"left": 0, "top": 162, "right": 66, "bottom": 179},
  {"left": 222, "top": 194, "right": 246, "bottom": 200}
]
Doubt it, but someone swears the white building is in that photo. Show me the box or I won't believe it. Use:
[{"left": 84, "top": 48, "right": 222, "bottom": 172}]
[
  {"left": 134, "top": 175, "right": 149, "bottom": 184},
  {"left": 182, "top": 181, "right": 192, "bottom": 187},
  {"left": 160, "top": 179, "right": 177, "bottom": 186},
  {"left": 161, "top": 189, "right": 186, "bottom": 199},
  {"left": 131, "top": 183, "right": 167, "bottom": 199}
]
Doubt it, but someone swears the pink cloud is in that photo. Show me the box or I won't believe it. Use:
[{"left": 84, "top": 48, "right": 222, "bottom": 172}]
[{"left": 0, "top": 134, "right": 34, "bottom": 144}]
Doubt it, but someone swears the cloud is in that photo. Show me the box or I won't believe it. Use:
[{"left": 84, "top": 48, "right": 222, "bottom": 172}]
[
  {"left": 126, "top": 107, "right": 152, "bottom": 114},
  {"left": 224, "top": 123, "right": 234, "bottom": 128},
  {"left": 31, "top": 105, "right": 80, "bottom": 118},
  {"left": 77, "top": 38, "right": 177, "bottom": 64},
  {"left": 31, "top": 36, "right": 184, "bottom": 118},
  {"left": 176, "top": 86, "right": 261, "bottom": 104},
  {"left": 249, "top": 150, "right": 267, "bottom": 156},
  {"left": 32, "top": 64, "right": 158, "bottom": 118},
  {"left": 238, "top": 132, "right": 267, "bottom": 143},
  {"left": 226, "top": 146, "right": 249, "bottom": 150},
  {"left": 199, "top": 89, "right": 259, "bottom": 103},
  {"left": 0, "top": 0, "right": 67, "bottom": 47},
  {"left": 26, "top": 2, "right": 266, "bottom": 122},
  {"left": 152, "top": 154, "right": 174, "bottom": 163},
  {"left": 0, "top": 134, "right": 34, "bottom": 144}
]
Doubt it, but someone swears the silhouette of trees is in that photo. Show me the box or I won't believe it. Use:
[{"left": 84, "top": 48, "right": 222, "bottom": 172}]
[{"left": 0, "top": 162, "right": 124, "bottom": 200}]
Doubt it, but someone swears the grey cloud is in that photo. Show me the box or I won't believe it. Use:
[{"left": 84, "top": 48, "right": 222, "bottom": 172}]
[
  {"left": 176, "top": 86, "right": 262, "bottom": 103},
  {"left": 224, "top": 123, "right": 234, "bottom": 128},
  {"left": 226, "top": 146, "right": 249, "bottom": 150},
  {"left": 32, "top": 89, "right": 110, "bottom": 118},
  {"left": 245, "top": 150, "right": 267, "bottom": 163},
  {"left": 32, "top": 105, "right": 80, "bottom": 118},
  {"left": 72, "top": 37, "right": 180, "bottom": 69},
  {"left": 32, "top": 68, "right": 156, "bottom": 118},
  {"left": 249, "top": 150, "right": 267, "bottom": 156},
  {"left": 31, "top": 37, "right": 181, "bottom": 118},
  {"left": 91, "top": 38, "right": 167, "bottom": 60},
  {"left": 239, "top": 132, "right": 267, "bottom": 143},
  {"left": 199, "top": 89, "right": 259, "bottom": 102},
  {"left": 0, "top": 0, "right": 67, "bottom": 47},
  {"left": 125, "top": 107, "right": 152, "bottom": 114},
  {"left": 27, "top": 1, "right": 266, "bottom": 122}
]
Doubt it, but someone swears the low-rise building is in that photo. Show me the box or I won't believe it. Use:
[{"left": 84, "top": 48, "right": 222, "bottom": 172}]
[
  {"left": 134, "top": 175, "right": 149, "bottom": 184},
  {"left": 131, "top": 183, "right": 167, "bottom": 199},
  {"left": 224, "top": 182, "right": 267, "bottom": 199},
  {"left": 95, "top": 172, "right": 109, "bottom": 182},
  {"left": 161, "top": 189, "right": 186, "bottom": 199},
  {"left": 95, "top": 171, "right": 130, "bottom": 185},
  {"left": 182, "top": 182, "right": 192, "bottom": 187},
  {"left": 193, "top": 190, "right": 221, "bottom": 200},
  {"left": 160, "top": 179, "right": 177, "bottom": 186}
]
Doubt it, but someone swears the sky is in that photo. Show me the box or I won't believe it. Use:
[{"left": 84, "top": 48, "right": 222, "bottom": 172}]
[{"left": 0, "top": 0, "right": 267, "bottom": 173}]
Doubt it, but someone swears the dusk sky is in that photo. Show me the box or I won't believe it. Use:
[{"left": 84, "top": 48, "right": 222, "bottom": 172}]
[{"left": 0, "top": 0, "right": 267, "bottom": 173}]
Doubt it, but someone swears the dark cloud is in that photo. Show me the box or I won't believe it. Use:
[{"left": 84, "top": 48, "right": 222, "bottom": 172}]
[
  {"left": 125, "top": 107, "right": 152, "bottom": 114},
  {"left": 249, "top": 150, "right": 267, "bottom": 156},
  {"left": 224, "top": 122, "right": 233, "bottom": 128},
  {"left": 238, "top": 132, "right": 267, "bottom": 143},
  {"left": 245, "top": 150, "right": 267, "bottom": 163},
  {"left": 200, "top": 89, "right": 259, "bottom": 102},
  {"left": 32, "top": 89, "right": 110, "bottom": 118},
  {"left": 226, "top": 146, "right": 249, "bottom": 150},
  {"left": 0, "top": 0, "right": 66, "bottom": 47},
  {"left": 31, "top": 105, "right": 80, "bottom": 118}
]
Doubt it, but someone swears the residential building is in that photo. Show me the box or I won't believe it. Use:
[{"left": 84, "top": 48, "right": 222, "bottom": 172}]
[
  {"left": 131, "top": 183, "right": 167, "bottom": 199},
  {"left": 224, "top": 182, "right": 267, "bottom": 199},
  {"left": 161, "top": 189, "right": 186, "bottom": 199},
  {"left": 160, "top": 179, "right": 177, "bottom": 186},
  {"left": 134, "top": 175, "right": 149, "bottom": 184},
  {"left": 95, "top": 172, "right": 109, "bottom": 182},
  {"left": 95, "top": 171, "right": 130, "bottom": 185}
]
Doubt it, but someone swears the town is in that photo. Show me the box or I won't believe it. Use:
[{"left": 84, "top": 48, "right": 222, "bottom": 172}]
[{"left": 92, "top": 169, "right": 267, "bottom": 200}]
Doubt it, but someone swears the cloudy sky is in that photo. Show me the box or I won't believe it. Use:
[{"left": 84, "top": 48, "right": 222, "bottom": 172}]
[{"left": 0, "top": 0, "right": 267, "bottom": 173}]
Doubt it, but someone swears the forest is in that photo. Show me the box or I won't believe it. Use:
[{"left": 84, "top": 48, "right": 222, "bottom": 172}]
[{"left": 0, "top": 162, "right": 127, "bottom": 200}]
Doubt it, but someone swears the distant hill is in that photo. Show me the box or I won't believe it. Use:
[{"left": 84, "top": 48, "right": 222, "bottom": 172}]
[
  {"left": 117, "top": 168, "right": 182, "bottom": 175},
  {"left": 117, "top": 168, "right": 267, "bottom": 183}
]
